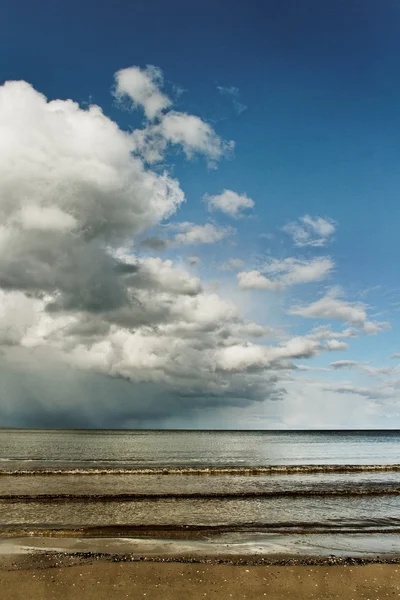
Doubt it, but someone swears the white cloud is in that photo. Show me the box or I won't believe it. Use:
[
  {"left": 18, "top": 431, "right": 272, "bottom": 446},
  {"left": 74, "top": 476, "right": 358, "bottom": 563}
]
[
  {"left": 132, "top": 112, "right": 234, "bottom": 166},
  {"left": 264, "top": 257, "right": 334, "bottom": 285},
  {"left": 306, "top": 290, "right": 367, "bottom": 324},
  {"left": 283, "top": 215, "right": 336, "bottom": 247},
  {"left": 214, "top": 333, "right": 347, "bottom": 374},
  {"left": 356, "top": 365, "right": 395, "bottom": 377},
  {"left": 330, "top": 359, "right": 398, "bottom": 377},
  {"left": 294, "top": 365, "right": 331, "bottom": 372},
  {"left": 217, "top": 86, "right": 247, "bottom": 115},
  {"left": 289, "top": 288, "right": 389, "bottom": 334},
  {"left": 325, "top": 340, "right": 348, "bottom": 351},
  {"left": 141, "top": 222, "right": 234, "bottom": 250},
  {"left": 0, "top": 80, "right": 184, "bottom": 242},
  {"left": 170, "top": 222, "right": 234, "bottom": 246},
  {"left": 362, "top": 321, "right": 389, "bottom": 335},
  {"left": 114, "top": 65, "right": 171, "bottom": 120},
  {"left": 159, "top": 112, "right": 234, "bottom": 163},
  {"left": 214, "top": 336, "right": 320, "bottom": 372},
  {"left": 214, "top": 343, "right": 273, "bottom": 372},
  {"left": 205, "top": 189, "right": 254, "bottom": 218},
  {"left": 134, "top": 116, "right": 234, "bottom": 166},
  {"left": 115, "top": 66, "right": 234, "bottom": 166},
  {"left": 237, "top": 270, "right": 282, "bottom": 291},
  {"left": 217, "top": 85, "right": 239, "bottom": 96},
  {"left": 273, "top": 337, "right": 323, "bottom": 361},
  {"left": 308, "top": 325, "right": 358, "bottom": 340},
  {"left": 237, "top": 257, "right": 333, "bottom": 291},
  {"left": 0, "top": 79, "right": 186, "bottom": 313},
  {"left": 218, "top": 258, "right": 245, "bottom": 271},
  {"left": 331, "top": 360, "right": 360, "bottom": 369},
  {"left": 232, "top": 101, "right": 247, "bottom": 115}
]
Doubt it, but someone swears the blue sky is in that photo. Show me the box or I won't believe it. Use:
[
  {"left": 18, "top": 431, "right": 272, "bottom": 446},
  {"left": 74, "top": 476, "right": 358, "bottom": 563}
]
[{"left": 1, "top": 0, "right": 400, "bottom": 428}]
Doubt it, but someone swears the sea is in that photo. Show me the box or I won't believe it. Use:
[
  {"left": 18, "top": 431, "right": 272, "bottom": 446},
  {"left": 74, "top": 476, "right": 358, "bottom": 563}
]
[{"left": 1, "top": 429, "right": 400, "bottom": 558}]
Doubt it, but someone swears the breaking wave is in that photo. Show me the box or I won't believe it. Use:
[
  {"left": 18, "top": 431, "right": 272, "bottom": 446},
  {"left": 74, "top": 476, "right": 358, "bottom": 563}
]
[
  {"left": 2, "top": 521, "right": 400, "bottom": 538},
  {"left": 1, "top": 464, "right": 400, "bottom": 476}
]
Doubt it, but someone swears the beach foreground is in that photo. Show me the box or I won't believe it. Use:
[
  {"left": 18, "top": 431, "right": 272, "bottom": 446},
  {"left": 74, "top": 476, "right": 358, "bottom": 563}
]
[{"left": 1, "top": 554, "right": 400, "bottom": 600}]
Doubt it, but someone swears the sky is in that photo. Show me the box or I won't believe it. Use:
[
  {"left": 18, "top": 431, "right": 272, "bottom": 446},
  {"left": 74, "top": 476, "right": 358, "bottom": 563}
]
[{"left": 1, "top": 0, "right": 400, "bottom": 428}]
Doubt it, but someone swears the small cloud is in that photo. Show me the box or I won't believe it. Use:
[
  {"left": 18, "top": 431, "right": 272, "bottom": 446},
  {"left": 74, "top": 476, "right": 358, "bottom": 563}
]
[
  {"left": 233, "top": 100, "right": 247, "bottom": 115},
  {"left": 114, "top": 65, "right": 171, "bottom": 120},
  {"left": 289, "top": 288, "right": 367, "bottom": 327},
  {"left": 218, "top": 258, "right": 245, "bottom": 271},
  {"left": 237, "top": 257, "right": 333, "bottom": 292},
  {"left": 325, "top": 340, "right": 348, "bottom": 351},
  {"left": 264, "top": 257, "right": 334, "bottom": 286},
  {"left": 171, "top": 222, "right": 234, "bottom": 246},
  {"left": 289, "top": 288, "right": 390, "bottom": 335},
  {"left": 330, "top": 359, "right": 397, "bottom": 377},
  {"left": 158, "top": 112, "right": 235, "bottom": 166},
  {"left": 283, "top": 215, "right": 336, "bottom": 247},
  {"left": 205, "top": 189, "right": 254, "bottom": 219},
  {"left": 172, "top": 85, "right": 186, "bottom": 99},
  {"left": 217, "top": 86, "right": 247, "bottom": 115},
  {"left": 217, "top": 85, "right": 239, "bottom": 97},
  {"left": 295, "top": 365, "right": 331, "bottom": 372},
  {"left": 363, "top": 321, "right": 391, "bottom": 335},
  {"left": 309, "top": 326, "right": 358, "bottom": 340},
  {"left": 143, "top": 223, "right": 234, "bottom": 249},
  {"left": 237, "top": 270, "right": 282, "bottom": 291},
  {"left": 331, "top": 360, "right": 360, "bottom": 369}
]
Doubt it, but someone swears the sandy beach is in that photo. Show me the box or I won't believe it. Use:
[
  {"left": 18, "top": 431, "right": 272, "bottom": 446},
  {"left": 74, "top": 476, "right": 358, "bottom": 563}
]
[{"left": 1, "top": 554, "right": 400, "bottom": 600}]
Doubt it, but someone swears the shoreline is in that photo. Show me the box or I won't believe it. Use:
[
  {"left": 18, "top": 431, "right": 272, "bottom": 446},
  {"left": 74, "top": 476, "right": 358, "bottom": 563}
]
[
  {"left": 5, "top": 550, "right": 400, "bottom": 568},
  {"left": 3, "top": 535, "right": 400, "bottom": 566}
]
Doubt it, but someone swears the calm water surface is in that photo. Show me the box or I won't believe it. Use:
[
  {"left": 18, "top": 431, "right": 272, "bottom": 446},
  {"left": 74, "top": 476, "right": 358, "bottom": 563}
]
[{"left": 1, "top": 429, "right": 400, "bottom": 470}]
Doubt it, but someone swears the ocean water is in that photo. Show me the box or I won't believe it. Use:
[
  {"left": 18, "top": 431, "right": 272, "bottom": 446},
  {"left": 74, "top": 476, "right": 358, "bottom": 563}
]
[{"left": 1, "top": 429, "right": 400, "bottom": 553}]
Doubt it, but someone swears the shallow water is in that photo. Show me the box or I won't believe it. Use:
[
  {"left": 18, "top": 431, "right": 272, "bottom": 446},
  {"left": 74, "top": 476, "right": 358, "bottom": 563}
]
[
  {"left": 4, "top": 533, "right": 400, "bottom": 559},
  {"left": 1, "top": 429, "right": 400, "bottom": 547}
]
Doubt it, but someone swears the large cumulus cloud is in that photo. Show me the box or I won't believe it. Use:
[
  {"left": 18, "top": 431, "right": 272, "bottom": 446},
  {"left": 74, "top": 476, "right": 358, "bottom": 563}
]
[{"left": 0, "top": 68, "right": 349, "bottom": 427}]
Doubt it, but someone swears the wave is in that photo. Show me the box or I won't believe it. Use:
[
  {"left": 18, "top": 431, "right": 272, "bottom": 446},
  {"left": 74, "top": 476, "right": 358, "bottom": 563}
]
[
  {"left": 2, "top": 487, "right": 400, "bottom": 501},
  {"left": 2, "top": 522, "right": 400, "bottom": 538},
  {"left": 1, "top": 464, "right": 400, "bottom": 476}
]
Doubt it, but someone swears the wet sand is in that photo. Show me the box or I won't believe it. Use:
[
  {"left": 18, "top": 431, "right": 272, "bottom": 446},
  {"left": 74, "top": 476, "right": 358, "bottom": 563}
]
[
  {"left": 2, "top": 537, "right": 400, "bottom": 599},
  {"left": 1, "top": 558, "right": 400, "bottom": 599},
  {"left": 1, "top": 553, "right": 400, "bottom": 600}
]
